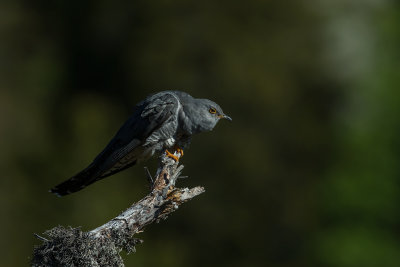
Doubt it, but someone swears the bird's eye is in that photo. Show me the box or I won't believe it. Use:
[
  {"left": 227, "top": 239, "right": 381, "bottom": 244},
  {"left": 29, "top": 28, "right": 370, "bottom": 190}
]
[{"left": 209, "top": 107, "right": 217, "bottom": 114}]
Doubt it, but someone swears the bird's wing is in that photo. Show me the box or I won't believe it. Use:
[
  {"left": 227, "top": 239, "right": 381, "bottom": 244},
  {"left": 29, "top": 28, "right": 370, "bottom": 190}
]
[
  {"left": 97, "top": 92, "right": 180, "bottom": 173},
  {"left": 50, "top": 92, "right": 180, "bottom": 196}
]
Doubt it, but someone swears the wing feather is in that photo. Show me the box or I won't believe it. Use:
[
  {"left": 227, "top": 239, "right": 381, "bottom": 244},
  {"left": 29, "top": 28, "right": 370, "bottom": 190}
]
[{"left": 51, "top": 92, "right": 180, "bottom": 196}]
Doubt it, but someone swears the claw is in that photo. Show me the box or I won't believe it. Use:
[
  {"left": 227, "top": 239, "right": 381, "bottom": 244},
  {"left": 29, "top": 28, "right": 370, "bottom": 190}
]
[
  {"left": 165, "top": 149, "right": 179, "bottom": 161},
  {"left": 176, "top": 148, "right": 184, "bottom": 157}
]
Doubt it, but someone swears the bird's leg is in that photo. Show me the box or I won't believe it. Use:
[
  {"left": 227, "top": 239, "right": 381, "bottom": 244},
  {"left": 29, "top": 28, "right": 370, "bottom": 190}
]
[
  {"left": 165, "top": 149, "right": 179, "bottom": 162},
  {"left": 165, "top": 146, "right": 184, "bottom": 162}
]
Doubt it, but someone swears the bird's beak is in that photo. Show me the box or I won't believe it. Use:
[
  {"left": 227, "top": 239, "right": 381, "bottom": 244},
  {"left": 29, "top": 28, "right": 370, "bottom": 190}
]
[{"left": 220, "top": 114, "right": 232, "bottom": 121}]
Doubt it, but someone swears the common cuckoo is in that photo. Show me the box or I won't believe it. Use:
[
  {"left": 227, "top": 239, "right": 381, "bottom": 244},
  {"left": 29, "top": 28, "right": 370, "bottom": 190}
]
[{"left": 50, "top": 91, "right": 231, "bottom": 196}]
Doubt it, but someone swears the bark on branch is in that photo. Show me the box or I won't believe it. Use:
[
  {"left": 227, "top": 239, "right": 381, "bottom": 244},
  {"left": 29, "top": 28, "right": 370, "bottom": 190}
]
[{"left": 32, "top": 154, "right": 205, "bottom": 266}]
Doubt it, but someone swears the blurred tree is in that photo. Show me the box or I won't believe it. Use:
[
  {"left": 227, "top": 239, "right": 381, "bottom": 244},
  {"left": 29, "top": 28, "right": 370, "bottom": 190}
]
[
  {"left": 0, "top": 0, "right": 399, "bottom": 266},
  {"left": 313, "top": 2, "right": 400, "bottom": 266}
]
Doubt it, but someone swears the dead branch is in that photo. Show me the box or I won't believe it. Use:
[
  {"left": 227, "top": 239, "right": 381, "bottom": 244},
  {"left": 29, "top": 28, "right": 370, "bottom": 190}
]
[{"left": 32, "top": 153, "right": 205, "bottom": 267}]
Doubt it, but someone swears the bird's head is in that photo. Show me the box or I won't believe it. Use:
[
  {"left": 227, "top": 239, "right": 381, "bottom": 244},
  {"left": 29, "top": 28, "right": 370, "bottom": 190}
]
[{"left": 186, "top": 98, "right": 232, "bottom": 133}]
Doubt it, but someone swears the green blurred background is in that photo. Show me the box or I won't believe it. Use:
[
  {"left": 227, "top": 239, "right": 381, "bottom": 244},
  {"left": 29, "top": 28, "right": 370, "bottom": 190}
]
[{"left": 1, "top": 0, "right": 400, "bottom": 266}]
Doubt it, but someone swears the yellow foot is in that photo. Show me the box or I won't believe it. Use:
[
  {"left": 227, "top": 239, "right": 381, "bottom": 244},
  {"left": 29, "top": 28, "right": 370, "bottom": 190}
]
[
  {"left": 165, "top": 149, "right": 179, "bottom": 161},
  {"left": 176, "top": 148, "right": 184, "bottom": 157}
]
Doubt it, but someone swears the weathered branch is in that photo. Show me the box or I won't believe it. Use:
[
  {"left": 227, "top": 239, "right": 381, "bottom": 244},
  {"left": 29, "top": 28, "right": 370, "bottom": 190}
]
[{"left": 32, "top": 153, "right": 205, "bottom": 267}]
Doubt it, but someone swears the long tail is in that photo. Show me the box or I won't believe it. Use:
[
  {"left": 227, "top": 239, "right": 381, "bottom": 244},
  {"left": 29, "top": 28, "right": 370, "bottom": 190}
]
[
  {"left": 50, "top": 164, "right": 101, "bottom": 197},
  {"left": 50, "top": 159, "right": 138, "bottom": 197}
]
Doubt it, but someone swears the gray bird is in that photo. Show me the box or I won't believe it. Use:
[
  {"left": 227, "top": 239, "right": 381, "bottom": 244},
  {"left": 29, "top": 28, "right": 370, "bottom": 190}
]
[{"left": 50, "top": 91, "right": 231, "bottom": 196}]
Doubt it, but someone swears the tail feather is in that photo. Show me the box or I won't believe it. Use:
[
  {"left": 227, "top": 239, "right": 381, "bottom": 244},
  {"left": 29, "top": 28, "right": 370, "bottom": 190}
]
[
  {"left": 50, "top": 159, "right": 138, "bottom": 197},
  {"left": 50, "top": 165, "right": 99, "bottom": 197}
]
